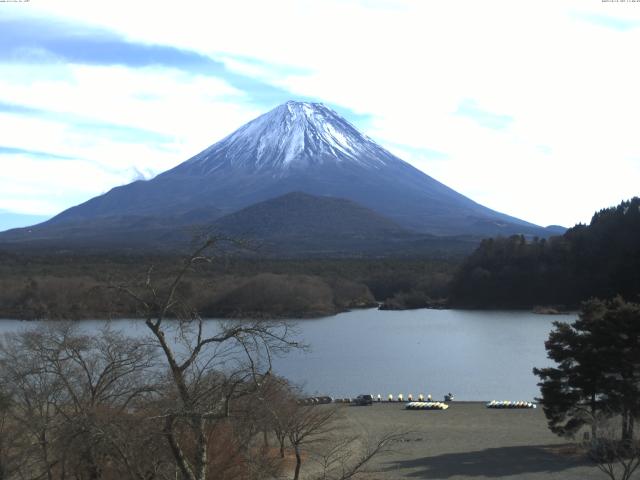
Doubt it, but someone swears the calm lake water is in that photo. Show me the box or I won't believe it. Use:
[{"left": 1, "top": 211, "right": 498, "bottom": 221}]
[{"left": 0, "top": 308, "right": 574, "bottom": 401}]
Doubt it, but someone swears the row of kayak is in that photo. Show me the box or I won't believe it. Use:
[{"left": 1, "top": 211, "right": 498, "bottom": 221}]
[
  {"left": 486, "top": 400, "right": 537, "bottom": 409},
  {"left": 302, "top": 398, "right": 537, "bottom": 409},
  {"left": 405, "top": 402, "right": 449, "bottom": 410},
  {"left": 333, "top": 395, "right": 437, "bottom": 403},
  {"left": 298, "top": 396, "right": 333, "bottom": 405}
]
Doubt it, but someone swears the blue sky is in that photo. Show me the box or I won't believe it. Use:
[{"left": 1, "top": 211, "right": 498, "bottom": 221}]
[{"left": 1, "top": 0, "right": 640, "bottom": 231}]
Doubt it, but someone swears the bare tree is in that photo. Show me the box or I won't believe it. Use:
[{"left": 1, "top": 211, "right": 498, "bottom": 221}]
[
  {"left": 253, "top": 375, "right": 299, "bottom": 459},
  {"left": 310, "top": 430, "right": 409, "bottom": 480},
  {"left": 286, "top": 404, "right": 342, "bottom": 480},
  {"left": 0, "top": 324, "right": 161, "bottom": 480},
  {"left": 282, "top": 400, "right": 410, "bottom": 480},
  {"left": 586, "top": 415, "right": 640, "bottom": 480},
  {"left": 114, "top": 238, "right": 303, "bottom": 480},
  {"left": 0, "top": 327, "right": 67, "bottom": 480},
  {"left": 0, "top": 388, "right": 26, "bottom": 480}
]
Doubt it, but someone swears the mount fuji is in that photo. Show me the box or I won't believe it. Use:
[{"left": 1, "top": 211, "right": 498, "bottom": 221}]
[{"left": 0, "top": 101, "right": 557, "bottom": 253}]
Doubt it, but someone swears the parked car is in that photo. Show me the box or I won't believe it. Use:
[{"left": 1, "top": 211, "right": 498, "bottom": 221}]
[{"left": 353, "top": 394, "right": 373, "bottom": 406}]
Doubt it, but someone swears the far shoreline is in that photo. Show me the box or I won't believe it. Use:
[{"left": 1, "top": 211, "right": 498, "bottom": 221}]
[{"left": 0, "top": 304, "right": 579, "bottom": 322}]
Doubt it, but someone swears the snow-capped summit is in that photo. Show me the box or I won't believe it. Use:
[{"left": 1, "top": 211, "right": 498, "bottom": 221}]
[{"left": 178, "top": 101, "right": 396, "bottom": 175}]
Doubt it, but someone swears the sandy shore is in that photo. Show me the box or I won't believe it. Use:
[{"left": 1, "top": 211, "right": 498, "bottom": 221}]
[{"left": 334, "top": 401, "right": 603, "bottom": 479}]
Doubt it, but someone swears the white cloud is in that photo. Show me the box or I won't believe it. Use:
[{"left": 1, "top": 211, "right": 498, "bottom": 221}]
[{"left": 0, "top": 151, "right": 123, "bottom": 215}]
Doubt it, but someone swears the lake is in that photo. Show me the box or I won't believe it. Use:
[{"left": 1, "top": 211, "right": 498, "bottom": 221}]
[{"left": 0, "top": 308, "right": 574, "bottom": 401}]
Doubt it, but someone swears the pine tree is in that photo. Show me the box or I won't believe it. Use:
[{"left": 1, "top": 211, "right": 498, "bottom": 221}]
[{"left": 534, "top": 298, "right": 640, "bottom": 441}]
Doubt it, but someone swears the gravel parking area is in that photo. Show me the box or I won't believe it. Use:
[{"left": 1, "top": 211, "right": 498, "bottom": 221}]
[{"left": 337, "top": 401, "right": 604, "bottom": 480}]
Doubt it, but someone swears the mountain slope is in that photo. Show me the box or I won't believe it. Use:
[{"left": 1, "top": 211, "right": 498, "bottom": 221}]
[
  {"left": 203, "top": 192, "right": 477, "bottom": 257},
  {"left": 213, "top": 192, "right": 406, "bottom": 238},
  {"left": 1, "top": 101, "right": 551, "bottom": 251},
  {"left": 208, "top": 192, "right": 417, "bottom": 256}
]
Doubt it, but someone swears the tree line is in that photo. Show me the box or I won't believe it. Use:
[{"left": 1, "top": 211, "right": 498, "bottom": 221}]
[
  {"left": 450, "top": 197, "right": 640, "bottom": 309},
  {"left": 0, "top": 250, "right": 458, "bottom": 320}
]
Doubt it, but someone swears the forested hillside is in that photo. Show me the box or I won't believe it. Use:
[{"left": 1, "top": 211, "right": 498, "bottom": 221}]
[
  {"left": 0, "top": 253, "right": 457, "bottom": 319},
  {"left": 450, "top": 198, "right": 640, "bottom": 308}
]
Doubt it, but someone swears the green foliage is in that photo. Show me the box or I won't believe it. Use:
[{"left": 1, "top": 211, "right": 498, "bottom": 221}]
[
  {"left": 451, "top": 197, "right": 640, "bottom": 308},
  {"left": 534, "top": 297, "right": 640, "bottom": 440}
]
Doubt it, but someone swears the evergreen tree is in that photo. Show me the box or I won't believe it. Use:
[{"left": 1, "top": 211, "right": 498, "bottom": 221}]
[
  {"left": 451, "top": 197, "right": 640, "bottom": 308},
  {"left": 581, "top": 297, "right": 640, "bottom": 441},
  {"left": 534, "top": 298, "right": 640, "bottom": 441}
]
